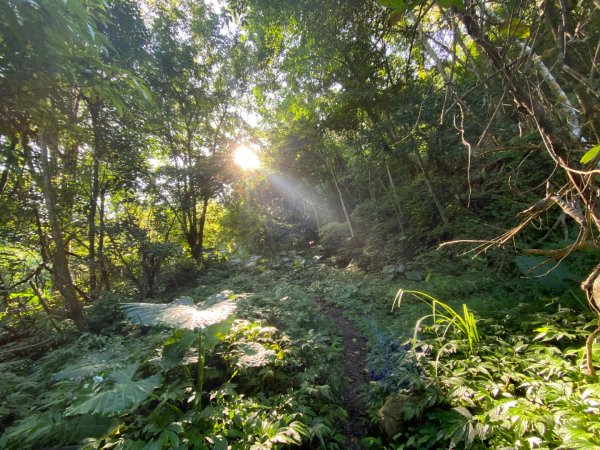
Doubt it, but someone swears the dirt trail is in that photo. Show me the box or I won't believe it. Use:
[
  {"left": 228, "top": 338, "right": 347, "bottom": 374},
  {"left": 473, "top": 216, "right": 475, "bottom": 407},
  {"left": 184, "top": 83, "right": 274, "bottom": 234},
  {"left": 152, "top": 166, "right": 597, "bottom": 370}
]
[{"left": 318, "top": 303, "right": 369, "bottom": 449}]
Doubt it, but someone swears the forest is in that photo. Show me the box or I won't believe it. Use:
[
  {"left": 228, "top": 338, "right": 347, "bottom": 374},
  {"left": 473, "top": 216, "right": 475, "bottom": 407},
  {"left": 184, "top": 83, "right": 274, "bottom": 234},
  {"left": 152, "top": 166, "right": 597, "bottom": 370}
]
[{"left": 1, "top": 0, "right": 600, "bottom": 448}]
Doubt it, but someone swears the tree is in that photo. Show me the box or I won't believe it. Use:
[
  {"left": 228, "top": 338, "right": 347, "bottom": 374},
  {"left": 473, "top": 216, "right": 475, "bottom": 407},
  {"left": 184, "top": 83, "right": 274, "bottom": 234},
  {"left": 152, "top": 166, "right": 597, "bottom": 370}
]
[
  {"left": 377, "top": 0, "right": 600, "bottom": 371},
  {"left": 0, "top": 0, "right": 150, "bottom": 328},
  {"left": 146, "top": 0, "right": 248, "bottom": 263},
  {"left": 0, "top": 0, "right": 116, "bottom": 330}
]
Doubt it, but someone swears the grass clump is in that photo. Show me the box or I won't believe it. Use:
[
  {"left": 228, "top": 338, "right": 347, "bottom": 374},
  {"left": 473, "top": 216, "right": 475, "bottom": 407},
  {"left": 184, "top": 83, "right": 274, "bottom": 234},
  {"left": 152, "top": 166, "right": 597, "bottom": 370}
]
[{"left": 393, "top": 290, "right": 480, "bottom": 354}]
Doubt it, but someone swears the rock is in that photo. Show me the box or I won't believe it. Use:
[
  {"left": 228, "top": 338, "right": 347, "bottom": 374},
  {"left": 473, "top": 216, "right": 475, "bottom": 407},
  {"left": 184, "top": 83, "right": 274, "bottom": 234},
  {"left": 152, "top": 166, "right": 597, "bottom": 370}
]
[{"left": 378, "top": 392, "right": 421, "bottom": 442}]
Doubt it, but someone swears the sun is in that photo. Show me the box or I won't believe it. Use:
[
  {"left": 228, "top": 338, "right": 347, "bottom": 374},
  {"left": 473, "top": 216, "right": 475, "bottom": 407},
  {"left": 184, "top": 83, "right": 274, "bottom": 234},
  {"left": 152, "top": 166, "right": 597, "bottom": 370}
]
[{"left": 234, "top": 145, "right": 261, "bottom": 170}]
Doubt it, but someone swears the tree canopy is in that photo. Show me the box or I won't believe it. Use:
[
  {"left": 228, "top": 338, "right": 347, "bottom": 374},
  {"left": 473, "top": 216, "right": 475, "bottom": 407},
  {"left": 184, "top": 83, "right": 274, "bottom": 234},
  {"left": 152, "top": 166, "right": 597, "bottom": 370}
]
[{"left": 1, "top": 0, "right": 600, "bottom": 448}]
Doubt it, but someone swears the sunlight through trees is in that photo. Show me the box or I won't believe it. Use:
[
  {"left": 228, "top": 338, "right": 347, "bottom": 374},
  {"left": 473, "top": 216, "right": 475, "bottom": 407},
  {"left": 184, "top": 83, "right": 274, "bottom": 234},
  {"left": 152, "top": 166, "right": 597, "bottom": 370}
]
[{"left": 1, "top": 0, "right": 599, "bottom": 448}]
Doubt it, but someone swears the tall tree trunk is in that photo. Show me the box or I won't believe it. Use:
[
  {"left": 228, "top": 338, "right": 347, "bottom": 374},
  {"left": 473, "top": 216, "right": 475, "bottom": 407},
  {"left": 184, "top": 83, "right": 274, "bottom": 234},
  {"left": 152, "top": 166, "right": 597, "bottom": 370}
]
[
  {"left": 33, "top": 208, "right": 51, "bottom": 265},
  {"left": 38, "top": 131, "right": 86, "bottom": 331},
  {"left": 87, "top": 100, "right": 102, "bottom": 301},
  {"left": 328, "top": 161, "right": 355, "bottom": 239},
  {"left": 385, "top": 161, "right": 405, "bottom": 233},
  {"left": 140, "top": 246, "right": 152, "bottom": 300},
  {"left": 414, "top": 150, "right": 449, "bottom": 226},
  {"left": 0, "top": 273, "right": 8, "bottom": 311},
  {"left": 308, "top": 201, "right": 321, "bottom": 237},
  {"left": 98, "top": 183, "right": 110, "bottom": 291},
  {"left": 195, "top": 195, "right": 210, "bottom": 262},
  {"left": 0, "top": 134, "right": 17, "bottom": 196},
  {"left": 188, "top": 196, "right": 210, "bottom": 263}
]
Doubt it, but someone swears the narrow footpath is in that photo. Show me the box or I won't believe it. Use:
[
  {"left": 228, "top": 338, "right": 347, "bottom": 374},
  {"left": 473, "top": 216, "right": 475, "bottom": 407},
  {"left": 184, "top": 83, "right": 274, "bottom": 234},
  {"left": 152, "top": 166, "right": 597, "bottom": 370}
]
[{"left": 318, "top": 303, "right": 369, "bottom": 449}]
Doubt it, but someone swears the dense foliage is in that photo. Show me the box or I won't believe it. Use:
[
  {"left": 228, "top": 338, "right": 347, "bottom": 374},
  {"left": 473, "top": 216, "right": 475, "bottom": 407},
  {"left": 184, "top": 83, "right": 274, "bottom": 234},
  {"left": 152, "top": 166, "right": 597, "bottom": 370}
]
[{"left": 1, "top": 0, "right": 600, "bottom": 448}]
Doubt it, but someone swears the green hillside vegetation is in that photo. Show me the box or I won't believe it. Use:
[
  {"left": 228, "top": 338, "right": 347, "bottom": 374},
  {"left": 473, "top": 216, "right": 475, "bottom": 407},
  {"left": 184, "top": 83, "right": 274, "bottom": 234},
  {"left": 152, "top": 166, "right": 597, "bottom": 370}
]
[{"left": 1, "top": 0, "right": 600, "bottom": 448}]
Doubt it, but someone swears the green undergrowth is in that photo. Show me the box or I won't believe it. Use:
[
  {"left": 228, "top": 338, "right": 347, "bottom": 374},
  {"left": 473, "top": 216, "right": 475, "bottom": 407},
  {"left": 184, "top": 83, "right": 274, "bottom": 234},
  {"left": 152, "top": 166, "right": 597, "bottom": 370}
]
[
  {"left": 364, "top": 302, "right": 600, "bottom": 449},
  {"left": 1, "top": 252, "right": 598, "bottom": 449},
  {"left": 0, "top": 262, "right": 348, "bottom": 449},
  {"left": 294, "top": 256, "right": 600, "bottom": 450},
  {"left": 262, "top": 252, "right": 600, "bottom": 449}
]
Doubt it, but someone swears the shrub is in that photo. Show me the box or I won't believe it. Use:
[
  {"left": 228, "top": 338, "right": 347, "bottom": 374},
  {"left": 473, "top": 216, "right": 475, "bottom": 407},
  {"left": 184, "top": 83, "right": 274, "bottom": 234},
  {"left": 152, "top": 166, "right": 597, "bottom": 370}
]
[
  {"left": 373, "top": 302, "right": 600, "bottom": 449},
  {"left": 320, "top": 221, "right": 352, "bottom": 255},
  {"left": 85, "top": 292, "right": 127, "bottom": 334}
]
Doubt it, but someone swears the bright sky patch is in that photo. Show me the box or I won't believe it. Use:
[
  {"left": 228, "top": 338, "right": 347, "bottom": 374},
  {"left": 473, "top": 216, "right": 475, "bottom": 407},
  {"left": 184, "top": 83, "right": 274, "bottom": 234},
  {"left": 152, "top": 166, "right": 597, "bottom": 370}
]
[{"left": 234, "top": 145, "right": 261, "bottom": 170}]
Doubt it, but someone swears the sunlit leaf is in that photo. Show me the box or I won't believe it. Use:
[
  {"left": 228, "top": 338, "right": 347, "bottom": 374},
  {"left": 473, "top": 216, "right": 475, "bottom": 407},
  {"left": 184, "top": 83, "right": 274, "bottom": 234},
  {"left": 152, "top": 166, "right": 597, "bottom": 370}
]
[
  {"left": 121, "top": 296, "right": 237, "bottom": 331},
  {"left": 205, "top": 290, "right": 235, "bottom": 306},
  {"left": 234, "top": 342, "right": 277, "bottom": 368},
  {"left": 499, "top": 18, "right": 530, "bottom": 38},
  {"left": 581, "top": 144, "right": 600, "bottom": 164},
  {"left": 172, "top": 296, "right": 194, "bottom": 305},
  {"left": 436, "top": 0, "right": 464, "bottom": 8},
  {"left": 378, "top": 0, "right": 407, "bottom": 10}
]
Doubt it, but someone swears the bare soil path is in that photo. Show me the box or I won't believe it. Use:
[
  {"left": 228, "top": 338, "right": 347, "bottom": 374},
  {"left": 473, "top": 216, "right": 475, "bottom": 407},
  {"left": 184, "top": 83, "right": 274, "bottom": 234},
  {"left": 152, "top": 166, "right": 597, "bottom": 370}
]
[{"left": 318, "top": 302, "right": 369, "bottom": 449}]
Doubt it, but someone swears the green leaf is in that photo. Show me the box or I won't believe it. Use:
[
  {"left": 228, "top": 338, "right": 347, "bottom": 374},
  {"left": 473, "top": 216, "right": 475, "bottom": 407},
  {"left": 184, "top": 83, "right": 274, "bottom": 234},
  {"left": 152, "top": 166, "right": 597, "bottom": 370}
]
[
  {"left": 378, "top": 0, "right": 407, "bottom": 10},
  {"left": 66, "top": 365, "right": 161, "bottom": 416},
  {"left": 204, "top": 315, "right": 236, "bottom": 351},
  {"left": 127, "top": 75, "right": 152, "bottom": 103},
  {"left": 162, "top": 329, "right": 197, "bottom": 369},
  {"left": 104, "top": 88, "right": 125, "bottom": 117},
  {"left": 405, "top": 270, "right": 424, "bottom": 281},
  {"left": 69, "top": 414, "right": 119, "bottom": 440},
  {"left": 122, "top": 295, "right": 236, "bottom": 331},
  {"left": 499, "top": 18, "right": 530, "bottom": 39},
  {"left": 581, "top": 143, "right": 600, "bottom": 164},
  {"left": 515, "top": 255, "right": 581, "bottom": 291},
  {"left": 108, "top": 363, "right": 138, "bottom": 384},
  {"left": 213, "top": 437, "right": 228, "bottom": 450},
  {"left": 436, "top": 0, "right": 464, "bottom": 8},
  {"left": 87, "top": 23, "right": 95, "bottom": 41},
  {"left": 54, "top": 351, "right": 124, "bottom": 380}
]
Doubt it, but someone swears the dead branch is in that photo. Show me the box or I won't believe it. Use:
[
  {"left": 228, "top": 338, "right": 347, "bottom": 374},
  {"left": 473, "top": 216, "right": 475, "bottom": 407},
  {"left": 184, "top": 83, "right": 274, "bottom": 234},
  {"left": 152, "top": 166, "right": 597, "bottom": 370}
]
[
  {"left": 522, "top": 241, "right": 599, "bottom": 259},
  {"left": 586, "top": 327, "right": 600, "bottom": 377}
]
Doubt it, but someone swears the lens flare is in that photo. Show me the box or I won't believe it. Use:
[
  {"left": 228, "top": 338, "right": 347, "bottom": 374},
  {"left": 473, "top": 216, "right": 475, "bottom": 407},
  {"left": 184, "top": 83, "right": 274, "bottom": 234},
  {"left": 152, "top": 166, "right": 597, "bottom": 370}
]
[{"left": 234, "top": 145, "right": 261, "bottom": 170}]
